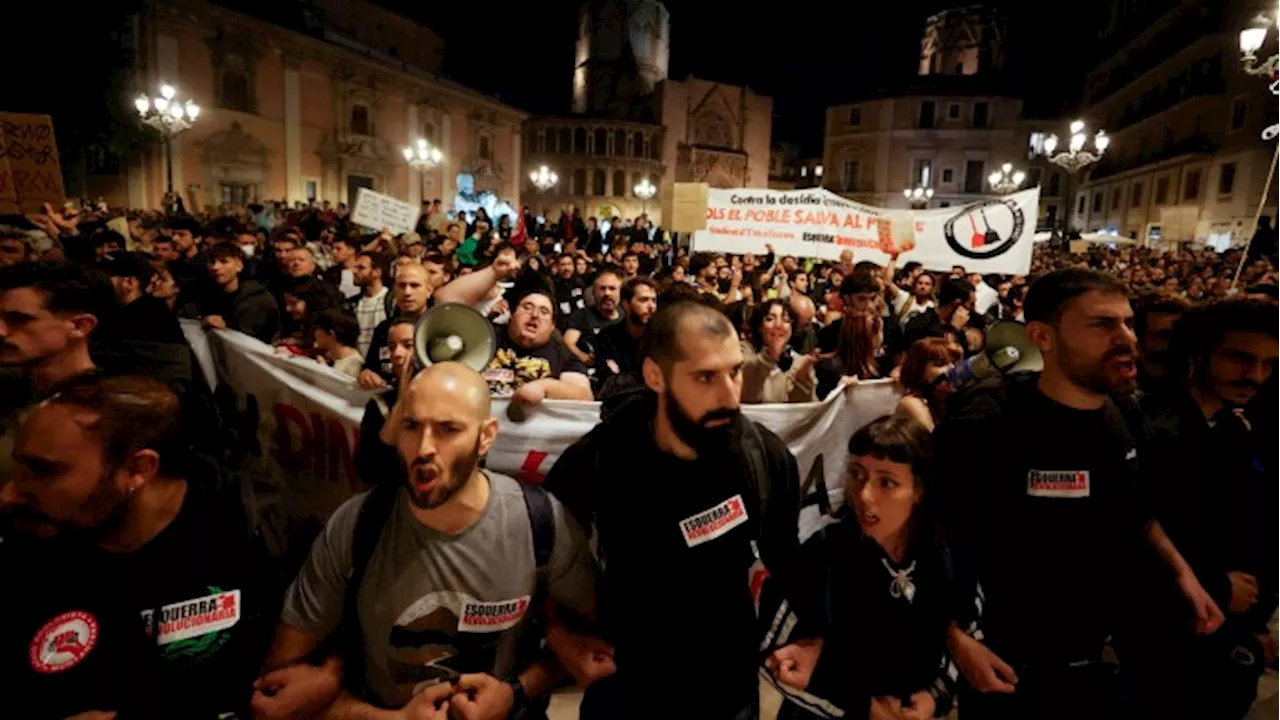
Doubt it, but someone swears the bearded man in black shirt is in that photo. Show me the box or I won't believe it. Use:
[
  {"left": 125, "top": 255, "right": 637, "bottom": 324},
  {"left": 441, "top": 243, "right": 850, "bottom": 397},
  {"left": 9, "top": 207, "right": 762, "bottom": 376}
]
[
  {"left": 935, "top": 269, "right": 1224, "bottom": 720},
  {"left": 544, "top": 301, "right": 818, "bottom": 719}
]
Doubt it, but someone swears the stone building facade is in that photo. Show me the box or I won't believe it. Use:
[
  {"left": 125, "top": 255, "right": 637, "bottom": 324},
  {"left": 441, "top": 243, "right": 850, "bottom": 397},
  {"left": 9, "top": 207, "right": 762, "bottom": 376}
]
[{"left": 89, "top": 0, "right": 525, "bottom": 212}]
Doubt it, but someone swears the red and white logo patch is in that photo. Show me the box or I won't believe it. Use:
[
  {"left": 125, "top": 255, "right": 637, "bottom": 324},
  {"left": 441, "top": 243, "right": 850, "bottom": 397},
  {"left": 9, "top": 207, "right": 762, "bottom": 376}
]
[
  {"left": 29, "top": 611, "right": 99, "bottom": 674},
  {"left": 1027, "top": 470, "right": 1090, "bottom": 498},
  {"left": 457, "top": 596, "right": 530, "bottom": 633},
  {"left": 679, "top": 494, "right": 749, "bottom": 548}
]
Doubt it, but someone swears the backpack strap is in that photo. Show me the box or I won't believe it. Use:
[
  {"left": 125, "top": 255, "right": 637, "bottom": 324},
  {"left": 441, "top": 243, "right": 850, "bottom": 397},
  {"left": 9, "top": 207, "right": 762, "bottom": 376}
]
[
  {"left": 738, "top": 420, "right": 773, "bottom": 538},
  {"left": 339, "top": 483, "right": 399, "bottom": 695},
  {"left": 519, "top": 482, "right": 556, "bottom": 603}
]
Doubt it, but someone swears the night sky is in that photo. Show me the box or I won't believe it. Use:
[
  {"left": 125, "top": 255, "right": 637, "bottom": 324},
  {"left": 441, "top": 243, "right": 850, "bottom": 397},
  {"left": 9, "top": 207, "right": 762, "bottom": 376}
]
[{"left": 10, "top": 0, "right": 1104, "bottom": 161}]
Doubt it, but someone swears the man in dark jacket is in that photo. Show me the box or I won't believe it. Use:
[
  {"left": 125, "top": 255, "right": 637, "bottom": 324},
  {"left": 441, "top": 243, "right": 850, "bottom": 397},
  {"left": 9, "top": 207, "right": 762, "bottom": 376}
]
[
  {"left": 543, "top": 301, "right": 817, "bottom": 720},
  {"left": 1137, "top": 297, "right": 1278, "bottom": 719},
  {"left": 201, "top": 244, "right": 280, "bottom": 343}
]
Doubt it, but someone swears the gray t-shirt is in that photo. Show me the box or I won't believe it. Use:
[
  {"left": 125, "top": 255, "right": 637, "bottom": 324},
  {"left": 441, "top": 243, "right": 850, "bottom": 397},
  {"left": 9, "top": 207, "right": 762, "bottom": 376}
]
[{"left": 282, "top": 471, "right": 596, "bottom": 707}]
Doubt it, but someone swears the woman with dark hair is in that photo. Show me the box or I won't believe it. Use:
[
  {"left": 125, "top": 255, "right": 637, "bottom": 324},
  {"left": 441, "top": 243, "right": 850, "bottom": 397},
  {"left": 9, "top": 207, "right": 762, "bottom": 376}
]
[
  {"left": 740, "top": 299, "right": 817, "bottom": 403},
  {"left": 275, "top": 276, "right": 335, "bottom": 354},
  {"left": 815, "top": 309, "right": 887, "bottom": 399},
  {"left": 769, "top": 415, "right": 965, "bottom": 720},
  {"left": 896, "top": 338, "right": 963, "bottom": 431}
]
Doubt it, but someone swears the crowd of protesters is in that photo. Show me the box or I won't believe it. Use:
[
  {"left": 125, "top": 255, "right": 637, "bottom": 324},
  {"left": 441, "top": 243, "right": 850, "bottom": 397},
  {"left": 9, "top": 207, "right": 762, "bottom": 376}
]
[{"left": 0, "top": 194, "right": 1275, "bottom": 720}]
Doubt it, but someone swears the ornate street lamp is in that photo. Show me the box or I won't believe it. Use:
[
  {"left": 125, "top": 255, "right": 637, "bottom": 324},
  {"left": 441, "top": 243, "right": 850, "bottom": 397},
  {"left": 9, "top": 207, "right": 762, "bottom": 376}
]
[
  {"left": 529, "top": 165, "right": 558, "bottom": 192},
  {"left": 987, "top": 162, "right": 1026, "bottom": 194},
  {"left": 634, "top": 177, "right": 656, "bottom": 214},
  {"left": 903, "top": 185, "right": 934, "bottom": 209},
  {"left": 402, "top": 138, "right": 443, "bottom": 169},
  {"left": 135, "top": 84, "right": 200, "bottom": 193},
  {"left": 1239, "top": 7, "right": 1279, "bottom": 141},
  {"left": 1044, "top": 119, "right": 1110, "bottom": 236}
]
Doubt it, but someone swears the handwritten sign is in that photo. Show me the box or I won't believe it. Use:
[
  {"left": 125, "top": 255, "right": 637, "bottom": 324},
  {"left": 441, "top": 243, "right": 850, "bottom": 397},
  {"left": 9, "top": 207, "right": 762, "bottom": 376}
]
[
  {"left": 0, "top": 113, "right": 65, "bottom": 214},
  {"left": 350, "top": 187, "right": 417, "bottom": 236}
]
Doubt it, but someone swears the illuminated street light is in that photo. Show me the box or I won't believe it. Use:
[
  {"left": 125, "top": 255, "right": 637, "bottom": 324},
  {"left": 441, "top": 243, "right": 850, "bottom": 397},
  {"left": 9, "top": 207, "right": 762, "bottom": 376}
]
[
  {"left": 402, "top": 138, "right": 443, "bottom": 169},
  {"left": 1239, "top": 7, "right": 1279, "bottom": 140},
  {"left": 903, "top": 185, "right": 934, "bottom": 209},
  {"left": 529, "top": 165, "right": 558, "bottom": 191},
  {"left": 634, "top": 177, "right": 656, "bottom": 214},
  {"left": 1043, "top": 119, "right": 1110, "bottom": 236},
  {"left": 988, "top": 162, "right": 1027, "bottom": 194},
  {"left": 135, "top": 83, "right": 200, "bottom": 193}
]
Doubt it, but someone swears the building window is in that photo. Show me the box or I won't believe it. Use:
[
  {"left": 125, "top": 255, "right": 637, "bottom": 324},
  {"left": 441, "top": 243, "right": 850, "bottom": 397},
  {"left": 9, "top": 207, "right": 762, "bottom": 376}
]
[
  {"left": 1155, "top": 176, "right": 1169, "bottom": 204},
  {"left": 422, "top": 122, "right": 437, "bottom": 143},
  {"left": 947, "top": 103, "right": 961, "bottom": 120},
  {"left": 963, "top": 160, "right": 984, "bottom": 194},
  {"left": 1230, "top": 98, "right": 1248, "bottom": 132},
  {"left": 613, "top": 170, "right": 626, "bottom": 196},
  {"left": 632, "top": 131, "right": 644, "bottom": 157},
  {"left": 842, "top": 160, "right": 859, "bottom": 191},
  {"left": 918, "top": 101, "right": 936, "bottom": 128},
  {"left": 972, "top": 102, "right": 989, "bottom": 128},
  {"left": 1046, "top": 205, "right": 1058, "bottom": 226},
  {"left": 1047, "top": 172, "right": 1060, "bottom": 196},
  {"left": 86, "top": 144, "right": 120, "bottom": 176},
  {"left": 592, "top": 169, "right": 606, "bottom": 196},
  {"left": 1028, "top": 132, "right": 1046, "bottom": 158},
  {"left": 941, "top": 168, "right": 954, "bottom": 183},
  {"left": 1077, "top": 195, "right": 1086, "bottom": 214},
  {"left": 1131, "top": 182, "right": 1143, "bottom": 207},
  {"left": 800, "top": 166, "right": 808, "bottom": 178},
  {"left": 814, "top": 164, "right": 823, "bottom": 177},
  {"left": 558, "top": 128, "right": 571, "bottom": 154},
  {"left": 1092, "top": 192, "right": 1103, "bottom": 212},
  {"left": 593, "top": 128, "right": 607, "bottom": 155},
  {"left": 305, "top": 180, "right": 317, "bottom": 202},
  {"left": 571, "top": 169, "right": 586, "bottom": 195},
  {"left": 350, "top": 104, "right": 370, "bottom": 135},
  {"left": 848, "top": 107, "right": 861, "bottom": 126},
  {"left": 1218, "top": 162, "right": 1237, "bottom": 196},
  {"left": 478, "top": 134, "right": 491, "bottom": 160},
  {"left": 220, "top": 183, "right": 252, "bottom": 206},
  {"left": 217, "top": 53, "right": 254, "bottom": 113},
  {"left": 913, "top": 159, "right": 933, "bottom": 186},
  {"left": 1111, "top": 188, "right": 1121, "bottom": 210},
  {"left": 574, "top": 127, "right": 587, "bottom": 155},
  {"left": 1184, "top": 169, "right": 1201, "bottom": 200},
  {"left": 614, "top": 129, "right": 626, "bottom": 157}
]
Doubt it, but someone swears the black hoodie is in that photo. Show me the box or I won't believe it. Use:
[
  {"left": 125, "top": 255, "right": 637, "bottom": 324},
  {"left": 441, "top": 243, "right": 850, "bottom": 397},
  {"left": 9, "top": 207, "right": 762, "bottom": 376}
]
[
  {"left": 544, "top": 391, "right": 814, "bottom": 718},
  {"left": 204, "top": 279, "right": 280, "bottom": 343}
]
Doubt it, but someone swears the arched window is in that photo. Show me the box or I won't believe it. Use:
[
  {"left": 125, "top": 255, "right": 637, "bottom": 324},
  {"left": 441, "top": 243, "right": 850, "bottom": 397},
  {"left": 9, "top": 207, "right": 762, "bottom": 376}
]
[
  {"left": 351, "top": 104, "right": 370, "bottom": 135},
  {"left": 572, "top": 169, "right": 586, "bottom": 195},
  {"left": 613, "top": 170, "right": 626, "bottom": 196},
  {"left": 693, "top": 111, "right": 732, "bottom": 147},
  {"left": 478, "top": 134, "right": 491, "bottom": 160},
  {"left": 650, "top": 137, "right": 661, "bottom": 159},
  {"left": 632, "top": 132, "right": 645, "bottom": 157},
  {"left": 614, "top": 129, "right": 627, "bottom": 157},
  {"left": 592, "top": 169, "right": 606, "bottom": 196},
  {"left": 218, "top": 53, "right": 254, "bottom": 112},
  {"left": 574, "top": 128, "right": 587, "bottom": 155},
  {"left": 593, "top": 128, "right": 607, "bottom": 155},
  {"left": 558, "top": 128, "right": 571, "bottom": 154}
]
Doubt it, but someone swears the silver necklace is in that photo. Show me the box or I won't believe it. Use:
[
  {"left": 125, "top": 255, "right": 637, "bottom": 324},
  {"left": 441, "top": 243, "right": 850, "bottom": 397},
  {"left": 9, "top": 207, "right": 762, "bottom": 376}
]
[{"left": 882, "top": 558, "right": 917, "bottom": 603}]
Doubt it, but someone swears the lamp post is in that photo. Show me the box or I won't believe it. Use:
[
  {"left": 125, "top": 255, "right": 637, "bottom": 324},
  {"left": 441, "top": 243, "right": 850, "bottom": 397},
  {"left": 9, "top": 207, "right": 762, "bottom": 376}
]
[
  {"left": 402, "top": 138, "right": 444, "bottom": 202},
  {"left": 529, "top": 165, "right": 558, "bottom": 192},
  {"left": 987, "top": 163, "right": 1027, "bottom": 194},
  {"left": 1239, "top": 6, "right": 1279, "bottom": 141},
  {"left": 1044, "top": 119, "right": 1110, "bottom": 236},
  {"left": 135, "top": 84, "right": 200, "bottom": 193},
  {"left": 903, "top": 185, "right": 934, "bottom": 209},
  {"left": 634, "top": 177, "right": 656, "bottom": 215}
]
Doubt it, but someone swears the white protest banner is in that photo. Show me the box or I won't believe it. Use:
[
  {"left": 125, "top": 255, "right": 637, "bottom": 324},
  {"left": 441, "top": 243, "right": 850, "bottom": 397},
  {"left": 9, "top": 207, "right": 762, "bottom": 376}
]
[
  {"left": 187, "top": 323, "right": 900, "bottom": 541},
  {"left": 350, "top": 187, "right": 418, "bottom": 236},
  {"left": 691, "top": 186, "right": 1040, "bottom": 275}
]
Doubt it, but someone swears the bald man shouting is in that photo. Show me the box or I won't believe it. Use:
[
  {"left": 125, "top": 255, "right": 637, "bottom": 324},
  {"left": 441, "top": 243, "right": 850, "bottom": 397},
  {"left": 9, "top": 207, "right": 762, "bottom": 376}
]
[{"left": 252, "top": 362, "right": 599, "bottom": 720}]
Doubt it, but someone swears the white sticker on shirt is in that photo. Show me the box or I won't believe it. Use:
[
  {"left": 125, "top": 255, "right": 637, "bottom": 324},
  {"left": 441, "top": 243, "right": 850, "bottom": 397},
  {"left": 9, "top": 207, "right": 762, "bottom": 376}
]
[
  {"left": 457, "top": 596, "right": 530, "bottom": 633},
  {"left": 1026, "top": 470, "right": 1090, "bottom": 498},
  {"left": 482, "top": 368, "right": 516, "bottom": 384},
  {"left": 560, "top": 301, "right": 573, "bottom": 315},
  {"left": 679, "top": 495, "right": 749, "bottom": 547},
  {"left": 154, "top": 590, "right": 241, "bottom": 645}
]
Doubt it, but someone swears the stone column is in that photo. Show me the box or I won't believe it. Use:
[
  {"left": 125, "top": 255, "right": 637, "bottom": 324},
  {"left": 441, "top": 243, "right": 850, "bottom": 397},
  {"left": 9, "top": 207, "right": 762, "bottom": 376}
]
[
  {"left": 284, "top": 57, "right": 303, "bottom": 204},
  {"left": 406, "top": 104, "right": 421, "bottom": 207}
]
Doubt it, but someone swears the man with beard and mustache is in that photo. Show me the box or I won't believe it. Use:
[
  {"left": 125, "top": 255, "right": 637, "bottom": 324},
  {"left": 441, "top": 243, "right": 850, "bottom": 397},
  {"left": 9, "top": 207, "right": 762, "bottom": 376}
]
[
  {"left": 563, "top": 268, "right": 623, "bottom": 367},
  {"left": 591, "top": 277, "right": 657, "bottom": 399},
  {"left": 1132, "top": 292, "right": 1191, "bottom": 398},
  {"left": 551, "top": 253, "right": 587, "bottom": 330},
  {"left": 252, "top": 363, "right": 597, "bottom": 720},
  {"left": 0, "top": 375, "right": 279, "bottom": 719},
  {"left": 933, "top": 269, "right": 1224, "bottom": 720},
  {"left": 1134, "top": 298, "right": 1278, "bottom": 719},
  {"left": 542, "top": 301, "right": 819, "bottom": 720}
]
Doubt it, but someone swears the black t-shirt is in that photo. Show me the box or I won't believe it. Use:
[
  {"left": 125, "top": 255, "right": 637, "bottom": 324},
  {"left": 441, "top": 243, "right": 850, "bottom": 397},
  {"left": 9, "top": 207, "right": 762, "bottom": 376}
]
[
  {"left": 553, "top": 277, "right": 586, "bottom": 329},
  {"left": 566, "top": 306, "right": 621, "bottom": 356},
  {"left": 481, "top": 325, "right": 586, "bottom": 397},
  {"left": 935, "top": 379, "right": 1148, "bottom": 665},
  {"left": 0, "top": 476, "right": 280, "bottom": 719}
]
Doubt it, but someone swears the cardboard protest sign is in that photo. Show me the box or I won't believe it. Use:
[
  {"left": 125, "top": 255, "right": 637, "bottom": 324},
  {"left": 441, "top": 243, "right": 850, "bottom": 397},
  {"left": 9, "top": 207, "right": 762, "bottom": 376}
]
[
  {"left": 0, "top": 112, "right": 65, "bottom": 214},
  {"left": 350, "top": 187, "right": 417, "bottom": 236}
]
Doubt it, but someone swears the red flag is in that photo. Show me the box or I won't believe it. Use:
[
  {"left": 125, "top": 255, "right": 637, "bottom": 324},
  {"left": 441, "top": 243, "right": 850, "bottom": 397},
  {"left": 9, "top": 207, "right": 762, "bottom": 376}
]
[{"left": 509, "top": 211, "right": 527, "bottom": 245}]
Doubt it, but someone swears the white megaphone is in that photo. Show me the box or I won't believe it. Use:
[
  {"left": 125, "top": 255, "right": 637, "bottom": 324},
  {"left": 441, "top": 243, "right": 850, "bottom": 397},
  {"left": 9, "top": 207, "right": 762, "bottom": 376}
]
[
  {"left": 945, "top": 320, "right": 1043, "bottom": 386},
  {"left": 413, "top": 303, "right": 498, "bottom": 372}
]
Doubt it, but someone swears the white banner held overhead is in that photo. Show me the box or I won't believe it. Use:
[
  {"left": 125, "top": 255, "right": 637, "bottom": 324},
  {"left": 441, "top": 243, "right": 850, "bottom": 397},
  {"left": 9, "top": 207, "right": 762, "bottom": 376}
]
[
  {"left": 185, "top": 323, "right": 900, "bottom": 541},
  {"left": 350, "top": 187, "right": 418, "bottom": 236},
  {"left": 691, "top": 186, "right": 1041, "bottom": 275}
]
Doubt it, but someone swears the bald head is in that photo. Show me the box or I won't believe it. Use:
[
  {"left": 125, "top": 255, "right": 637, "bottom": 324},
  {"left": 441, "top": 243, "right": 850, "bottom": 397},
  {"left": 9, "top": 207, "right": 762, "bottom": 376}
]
[
  {"left": 789, "top": 293, "right": 816, "bottom": 326},
  {"left": 405, "top": 361, "right": 492, "bottom": 421}
]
